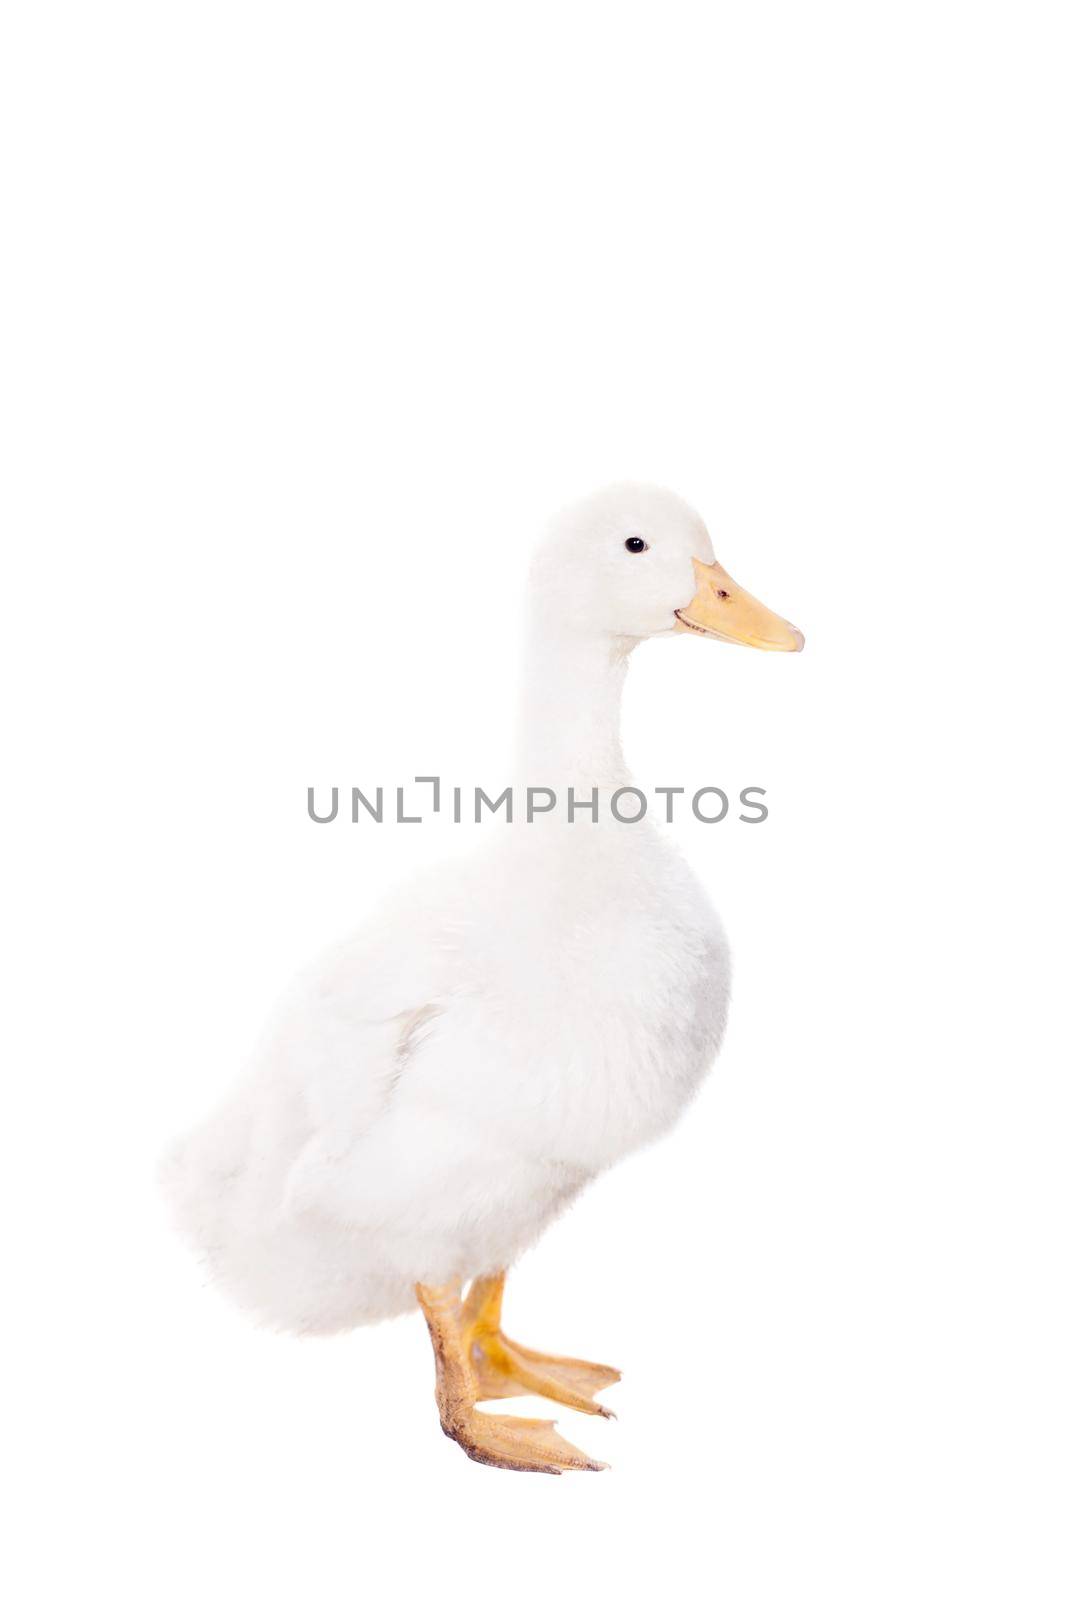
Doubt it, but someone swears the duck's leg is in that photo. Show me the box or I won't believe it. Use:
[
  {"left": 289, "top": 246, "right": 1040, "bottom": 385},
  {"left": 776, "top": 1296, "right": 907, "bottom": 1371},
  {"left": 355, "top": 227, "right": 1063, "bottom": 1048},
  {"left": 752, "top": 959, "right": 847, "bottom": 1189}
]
[
  {"left": 415, "top": 1279, "right": 608, "bottom": 1474},
  {"left": 461, "top": 1272, "right": 621, "bottom": 1419}
]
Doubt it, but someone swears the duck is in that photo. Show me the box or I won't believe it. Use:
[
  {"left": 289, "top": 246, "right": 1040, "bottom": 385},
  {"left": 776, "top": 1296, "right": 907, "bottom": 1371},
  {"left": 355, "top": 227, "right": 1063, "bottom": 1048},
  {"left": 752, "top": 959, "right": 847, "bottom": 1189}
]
[{"left": 163, "top": 484, "right": 804, "bottom": 1474}]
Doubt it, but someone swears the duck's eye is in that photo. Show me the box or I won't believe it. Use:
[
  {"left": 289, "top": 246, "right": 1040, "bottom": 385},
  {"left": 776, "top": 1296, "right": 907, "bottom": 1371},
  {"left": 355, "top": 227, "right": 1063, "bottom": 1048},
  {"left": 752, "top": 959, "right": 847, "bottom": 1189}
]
[{"left": 624, "top": 537, "right": 648, "bottom": 553}]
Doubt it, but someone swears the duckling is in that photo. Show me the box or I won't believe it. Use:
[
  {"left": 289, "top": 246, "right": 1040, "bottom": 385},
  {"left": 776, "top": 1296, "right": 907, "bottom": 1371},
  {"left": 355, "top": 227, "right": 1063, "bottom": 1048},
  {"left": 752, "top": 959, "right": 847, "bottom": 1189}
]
[{"left": 163, "top": 484, "right": 803, "bottom": 1473}]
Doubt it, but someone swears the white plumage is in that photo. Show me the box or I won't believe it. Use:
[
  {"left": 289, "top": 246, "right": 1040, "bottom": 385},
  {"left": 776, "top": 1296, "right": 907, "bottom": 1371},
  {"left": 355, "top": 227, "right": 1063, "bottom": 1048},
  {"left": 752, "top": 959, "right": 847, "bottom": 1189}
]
[{"left": 163, "top": 485, "right": 796, "bottom": 1340}]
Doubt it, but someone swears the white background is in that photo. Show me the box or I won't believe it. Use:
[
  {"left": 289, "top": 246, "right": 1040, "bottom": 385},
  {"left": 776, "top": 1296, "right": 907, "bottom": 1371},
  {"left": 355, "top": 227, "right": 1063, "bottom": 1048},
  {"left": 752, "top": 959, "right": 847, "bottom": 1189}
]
[{"left": 3, "top": 3, "right": 1065, "bottom": 1595}]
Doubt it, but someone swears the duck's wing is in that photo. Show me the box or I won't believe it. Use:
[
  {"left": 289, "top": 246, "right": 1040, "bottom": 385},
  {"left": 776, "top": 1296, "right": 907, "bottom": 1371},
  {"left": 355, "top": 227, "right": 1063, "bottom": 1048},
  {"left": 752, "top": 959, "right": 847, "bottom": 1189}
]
[{"left": 279, "top": 999, "right": 444, "bottom": 1223}]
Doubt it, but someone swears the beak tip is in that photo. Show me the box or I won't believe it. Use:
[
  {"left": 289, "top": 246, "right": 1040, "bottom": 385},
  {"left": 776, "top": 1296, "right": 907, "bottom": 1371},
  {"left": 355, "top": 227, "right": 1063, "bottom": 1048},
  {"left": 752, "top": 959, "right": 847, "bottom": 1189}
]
[{"left": 790, "top": 626, "right": 805, "bottom": 653}]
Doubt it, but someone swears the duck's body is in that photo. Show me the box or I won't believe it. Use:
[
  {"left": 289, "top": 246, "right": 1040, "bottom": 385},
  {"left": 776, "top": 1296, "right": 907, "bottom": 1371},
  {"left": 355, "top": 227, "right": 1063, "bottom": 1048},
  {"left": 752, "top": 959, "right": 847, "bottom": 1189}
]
[
  {"left": 165, "top": 484, "right": 801, "bottom": 1472},
  {"left": 166, "top": 816, "right": 728, "bottom": 1334}
]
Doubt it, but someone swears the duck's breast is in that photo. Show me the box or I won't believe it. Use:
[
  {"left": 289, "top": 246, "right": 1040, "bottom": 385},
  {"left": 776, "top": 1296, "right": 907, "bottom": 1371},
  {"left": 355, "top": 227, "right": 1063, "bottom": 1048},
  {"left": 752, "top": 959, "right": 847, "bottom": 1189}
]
[{"left": 420, "top": 827, "right": 730, "bottom": 1172}]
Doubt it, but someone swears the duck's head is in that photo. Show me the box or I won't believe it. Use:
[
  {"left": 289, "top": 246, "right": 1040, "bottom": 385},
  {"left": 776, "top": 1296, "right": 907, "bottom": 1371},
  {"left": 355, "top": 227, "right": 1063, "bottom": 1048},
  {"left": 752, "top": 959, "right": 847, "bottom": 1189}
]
[{"left": 531, "top": 484, "right": 804, "bottom": 652}]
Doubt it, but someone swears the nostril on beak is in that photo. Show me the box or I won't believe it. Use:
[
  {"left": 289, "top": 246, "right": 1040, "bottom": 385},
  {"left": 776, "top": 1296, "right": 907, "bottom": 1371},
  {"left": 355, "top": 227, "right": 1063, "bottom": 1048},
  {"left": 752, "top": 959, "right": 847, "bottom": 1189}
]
[{"left": 716, "top": 589, "right": 730, "bottom": 600}]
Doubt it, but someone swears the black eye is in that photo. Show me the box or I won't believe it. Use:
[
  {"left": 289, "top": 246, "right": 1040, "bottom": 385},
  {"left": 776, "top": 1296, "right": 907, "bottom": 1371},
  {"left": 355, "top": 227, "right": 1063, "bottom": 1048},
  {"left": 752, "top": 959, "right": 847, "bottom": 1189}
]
[{"left": 624, "top": 536, "right": 648, "bottom": 553}]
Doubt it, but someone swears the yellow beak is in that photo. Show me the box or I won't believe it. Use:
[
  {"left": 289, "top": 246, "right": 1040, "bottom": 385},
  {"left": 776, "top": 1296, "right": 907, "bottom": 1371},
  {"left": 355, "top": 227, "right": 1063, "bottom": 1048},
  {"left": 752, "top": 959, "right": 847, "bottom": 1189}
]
[{"left": 673, "top": 557, "right": 804, "bottom": 652}]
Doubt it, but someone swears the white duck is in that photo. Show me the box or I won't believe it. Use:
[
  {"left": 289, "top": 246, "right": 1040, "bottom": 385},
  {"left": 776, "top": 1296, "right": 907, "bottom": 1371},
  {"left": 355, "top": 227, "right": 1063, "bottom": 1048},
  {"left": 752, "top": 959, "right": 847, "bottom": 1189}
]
[{"left": 164, "top": 484, "right": 803, "bottom": 1473}]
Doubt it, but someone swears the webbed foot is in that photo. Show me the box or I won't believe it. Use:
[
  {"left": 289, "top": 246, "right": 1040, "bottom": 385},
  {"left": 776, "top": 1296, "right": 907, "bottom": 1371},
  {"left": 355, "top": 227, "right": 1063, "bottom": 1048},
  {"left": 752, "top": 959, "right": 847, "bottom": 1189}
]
[
  {"left": 415, "top": 1273, "right": 619, "bottom": 1474},
  {"left": 462, "top": 1273, "right": 621, "bottom": 1419}
]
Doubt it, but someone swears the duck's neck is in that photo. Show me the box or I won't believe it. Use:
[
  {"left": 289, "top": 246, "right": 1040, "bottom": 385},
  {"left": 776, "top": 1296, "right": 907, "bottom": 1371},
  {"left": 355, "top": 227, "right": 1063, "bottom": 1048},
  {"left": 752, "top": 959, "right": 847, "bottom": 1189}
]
[{"left": 516, "top": 621, "right": 636, "bottom": 794}]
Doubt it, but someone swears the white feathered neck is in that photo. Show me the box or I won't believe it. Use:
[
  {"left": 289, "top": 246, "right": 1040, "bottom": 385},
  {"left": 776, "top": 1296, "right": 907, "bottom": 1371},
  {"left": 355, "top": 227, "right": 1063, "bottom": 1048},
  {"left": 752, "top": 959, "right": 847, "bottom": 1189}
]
[{"left": 516, "top": 620, "right": 637, "bottom": 795}]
